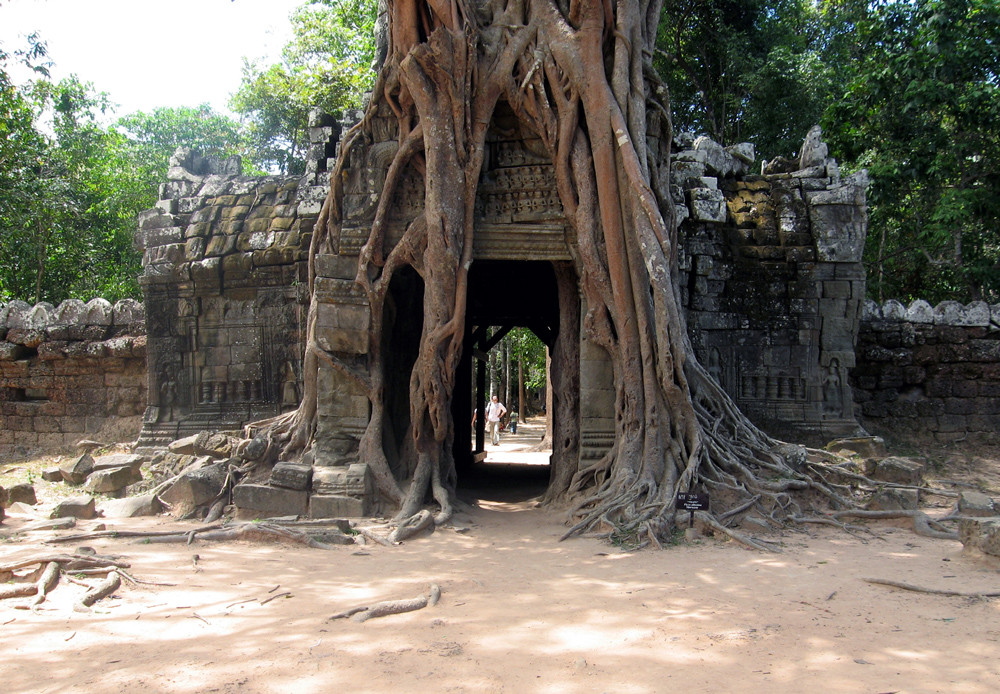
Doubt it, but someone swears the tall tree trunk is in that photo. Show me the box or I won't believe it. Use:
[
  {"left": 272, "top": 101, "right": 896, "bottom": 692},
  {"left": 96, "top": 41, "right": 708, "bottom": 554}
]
[{"left": 262, "top": 0, "right": 861, "bottom": 545}]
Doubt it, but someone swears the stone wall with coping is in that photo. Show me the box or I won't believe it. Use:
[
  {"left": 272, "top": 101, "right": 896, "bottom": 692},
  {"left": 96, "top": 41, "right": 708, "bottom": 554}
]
[
  {"left": 670, "top": 126, "right": 868, "bottom": 444},
  {"left": 0, "top": 298, "right": 146, "bottom": 456},
  {"left": 135, "top": 140, "right": 334, "bottom": 450},
  {"left": 852, "top": 299, "right": 1000, "bottom": 444}
]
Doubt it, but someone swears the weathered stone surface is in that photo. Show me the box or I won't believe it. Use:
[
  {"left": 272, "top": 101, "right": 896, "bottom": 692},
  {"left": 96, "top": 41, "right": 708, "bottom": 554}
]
[
  {"left": 312, "top": 463, "right": 372, "bottom": 498},
  {"left": 867, "top": 487, "right": 919, "bottom": 511},
  {"left": 50, "top": 495, "right": 97, "bottom": 519},
  {"left": 235, "top": 437, "right": 268, "bottom": 461},
  {"left": 269, "top": 462, "right": 313, "bottom": 491},
  {"left": 959, "top": 518, "right": 1000, "bottom": 556},
  {"left": 825, "top": 437, "right": 887, "bottom": 459},
  {"left": 688, "top": 188, "right": 727, "bottom": 223},
  {"left": 798, "top": 125, "right": 829, "bottom": 168},
  {"left": 93, "top": 453, "right": 145, "bottom": 471},
  {"left": 958, "top": 491, "right": 997, "bottom": 517},
  {"left": 85, "top": 465, "right": 142, "bottom": 494},
  {"left": 234, "top": 484, "right": 308, "bottom": 519},
  {"left": 167, "top": 434, "right": 200, "bottom": 455},
  {"left": 306, "top": 529, "right": 355, "bottom": 545},
  {"left": 310, "top": 494, "right": 369, "bottom": 518},
  {"left": 6, "top": 483, "right": 37, "bottom": 506},
  {"left": 41, "top": 467, "right": 63, "bottom": 482},
  {"left": 100, "top": 493, "right": 163, "bottom": 518},
  {"left": 868, "top": 457, "right": 924, "bottom": 486},
  {"left": 194, "top": 431, "right": 238, "bottom": 458},
  {"left": 60, "top": 453, "right": 95, "bottom": 485},
  {"left": 159, "top": 462, "right": 228, "bottom": 515}
]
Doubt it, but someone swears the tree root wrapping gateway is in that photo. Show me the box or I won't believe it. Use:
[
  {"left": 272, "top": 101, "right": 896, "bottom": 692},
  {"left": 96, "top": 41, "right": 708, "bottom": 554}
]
[{"left": 251, "top": 0, "right": 878, "bottom": 550}]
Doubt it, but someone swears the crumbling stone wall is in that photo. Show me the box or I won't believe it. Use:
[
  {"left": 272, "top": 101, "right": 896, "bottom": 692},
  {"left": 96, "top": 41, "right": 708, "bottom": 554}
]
[
  {"left": 135, "top": 144, "right": 330, "bottom": 449},
  {"left": 852, "top": 300, "right": 1000, "bottom": 444},
  {"left": 0, "top": 299, "right": 146, "bottom": 456},
  {"left": 671, "top": 126, "right": 869, "bottom": 444}
]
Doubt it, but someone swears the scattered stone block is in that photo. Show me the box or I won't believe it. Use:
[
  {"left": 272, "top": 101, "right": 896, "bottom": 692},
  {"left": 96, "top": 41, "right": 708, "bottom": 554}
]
[
  {"left": 235, "top": 436, "right": 268, "bottom": 461},
  {"left": 194, "top": 431, "right": 238, "bottom": 458},
  {"left": 85, "top": 466, "right": 142, "bottom": 494},
  {"left": 308, "top": 530, "right": 355, "bottom": 545},
  {"left": 92, "top": 453, "right": 144, "bottom": 471},
  {"left": 168, "top": 434, "right": 200, "bottom": 455},
  {"left": 6, "top": 483, "right": 37, "bottom": 506},
  {"left": 233, "top": 484, "right": 308, "bottom": 519},
  {"left": 869, "top": 457, "right": 924, "bottom": 486},
  {"left": 60, "top": 453, "right": 95, "bottom": 485},
  {"left": 959, "top": 518, "right": 1000, "bottom": 557},
  {"left": 825, "top": 436, "right": 887, "bottom": 459},
  {"left": 310, "top": 494, "right": 370, "bottom": 518},
  {"left": 867, "top": 487, "right": 919, "bottom": 511},
  {"left": 100, "top": 493, "right": 163, "bottom": 518},
  {"left": 50, "top": 495, "right": 98, "bottom": 520},
  {"left": 75, "top": 439, "right": 107, "bottom": 453},
  {"left": 159, "top": 462, "right": 228, "bottom": 516},
  {"left": 270, "top": 462, "right": 313, "bottom": 491},
  {"left": 958, "top": 491, "right": 997, "bottom": 517},
  {"left": 41, "top": 467, "right": 63, "bottom": 482}
]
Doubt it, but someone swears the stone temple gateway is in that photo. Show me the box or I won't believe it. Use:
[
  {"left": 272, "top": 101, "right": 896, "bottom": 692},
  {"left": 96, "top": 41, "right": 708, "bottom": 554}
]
[{"left": 135, "top": 112, "right": 868, "bottom": 518}]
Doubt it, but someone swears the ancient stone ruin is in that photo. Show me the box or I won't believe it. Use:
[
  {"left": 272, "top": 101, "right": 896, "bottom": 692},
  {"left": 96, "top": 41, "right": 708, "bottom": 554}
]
[
  {"left": 124, "top": 118, "right": 869, "bottom": 518},
  {"left": 3, "top": 117, "right": 998, "bottom": 522},
  {"left": 0, "top": 299, "right": 146, "bottom": 454}
]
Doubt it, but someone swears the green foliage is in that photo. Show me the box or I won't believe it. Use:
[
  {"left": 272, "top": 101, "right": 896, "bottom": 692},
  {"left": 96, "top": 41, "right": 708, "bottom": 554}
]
[
  {"left": 657, "top": 0, "right": 840, "bottom": 157},
  {"left": 0, "top": 74, "right": 150, "bottom": 303},
  {"left": 230, "top": 0, "right": 377, "bottom": 173},
  {"left": 117, "top": 105, "right": 247, "bottom": 181},
  {"left": 505, "top": 327, "right": 547, "bottom": 392},
  {"left": 824, "top": 0, "right": 1000, "bottom": 303}
]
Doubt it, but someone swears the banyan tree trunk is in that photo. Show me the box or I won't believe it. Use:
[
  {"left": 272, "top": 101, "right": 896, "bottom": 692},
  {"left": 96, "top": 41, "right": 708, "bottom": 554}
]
[{"left": 264, "top": 0, "right": 855, "bottom": 545}]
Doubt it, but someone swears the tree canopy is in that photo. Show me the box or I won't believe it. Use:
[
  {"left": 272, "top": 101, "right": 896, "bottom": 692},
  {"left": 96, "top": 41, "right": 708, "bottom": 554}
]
[{"left": 2, "top": 0, "right": 996, "bottom": 306}]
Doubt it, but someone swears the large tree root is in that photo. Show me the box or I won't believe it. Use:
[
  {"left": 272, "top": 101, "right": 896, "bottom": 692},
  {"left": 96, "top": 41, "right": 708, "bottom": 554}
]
[
  {"left": 831, "top": 510, "right": 959, "bottom": 541},
  {"left": 328, "top": 584, "right": 441, "bottom": 623},
  {"left": 47, "top": 522, "right": 349, "bottom": 550},
  {"left": 0, "top": 554, "right": 130, "bottom": 610},
  {"left": 864, "top": 577, "right": 1000, "bottom": 598},
  {"left": 75, "top": 571, "right": 121, "bottom": 612}
]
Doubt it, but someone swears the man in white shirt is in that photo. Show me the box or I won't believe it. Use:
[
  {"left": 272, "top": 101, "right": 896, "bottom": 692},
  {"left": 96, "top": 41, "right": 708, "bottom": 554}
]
[{"left": 485, "top": 394, "right": 507, "bottom": 446}]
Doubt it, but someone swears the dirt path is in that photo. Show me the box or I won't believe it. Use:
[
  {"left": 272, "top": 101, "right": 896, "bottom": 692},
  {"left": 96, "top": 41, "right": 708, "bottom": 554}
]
[{"left": 3, "top": 486, "right": 999, "bottom": 693}]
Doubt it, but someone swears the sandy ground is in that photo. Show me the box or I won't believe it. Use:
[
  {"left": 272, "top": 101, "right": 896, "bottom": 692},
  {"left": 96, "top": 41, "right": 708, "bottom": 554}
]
[{"left": 2, "top": 420, "right": 1000, "bottom": 693}]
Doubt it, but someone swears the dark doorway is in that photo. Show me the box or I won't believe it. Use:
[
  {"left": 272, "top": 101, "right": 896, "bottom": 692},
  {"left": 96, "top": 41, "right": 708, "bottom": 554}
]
[{"left": 453, "top": 260, "right": 563, "bottom": 502}]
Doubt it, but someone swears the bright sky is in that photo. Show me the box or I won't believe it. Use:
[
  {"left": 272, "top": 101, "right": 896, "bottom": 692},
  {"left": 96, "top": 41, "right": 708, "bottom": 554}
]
[{"left": 0, "top": 0, "right": 303, "bottom": 118}]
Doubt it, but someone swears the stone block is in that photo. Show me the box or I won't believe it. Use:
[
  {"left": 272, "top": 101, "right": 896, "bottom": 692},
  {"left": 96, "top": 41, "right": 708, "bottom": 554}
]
[
  {"left": 958, "top": 491, "right": 997, "bottom": 517},
  {"left": 99, "top": 494, "right": 163, "bottom": 518},
  {"left": 312, "top": 463, "right": 372, "bottom": 498},
  {"left": 310, "top": 494, "right": 369, "bottom": 518},
  {"left": 85, "top": 466, "right": 142, "bottom": 494},
  {"left": 6, "top": 483, "right": 37, "bottom": 505},
  {"left": 60, "top": 453, "right": 94, "bottom": 485},
  {"left": 270, "top": 462, "right": 313, "bottom": 491},
  {"left": 959, "top": 518, "right": 1000, "bottom": 556},
  {"left": 234, "top": 484, "right": 308, "bottom": 519},
  {"left": 50, "top": 495, "right": 97, "bottom": 520},
  {"left": 866, "top": 487, "right": 919, "bottom": 511},
  {"left": 870, "top": 457, "right": 925, "bottom": 486},
  {"left": 160, "top": 462, "right": 228, "bottom": 514},
  {"left": 93, "top": 453, "right": 144, "bottom": 471},
  {"left": 688, "top": 188, "right": 727, "bottom": 223},
  {"left": 194, "top": 431, "right": 238, "bottom": 458}
]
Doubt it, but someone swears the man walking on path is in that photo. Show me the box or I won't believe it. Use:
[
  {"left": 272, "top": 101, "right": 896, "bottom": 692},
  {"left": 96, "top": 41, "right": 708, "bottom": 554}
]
[{"left": 485, "top": 394, "right": 507, "bottom": 446}]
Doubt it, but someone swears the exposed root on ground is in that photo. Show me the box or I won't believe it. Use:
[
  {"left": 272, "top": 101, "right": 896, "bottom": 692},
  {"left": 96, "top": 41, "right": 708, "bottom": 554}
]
[{"left": 328, "top": 584, "right": 441, "bottom": 623}]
